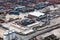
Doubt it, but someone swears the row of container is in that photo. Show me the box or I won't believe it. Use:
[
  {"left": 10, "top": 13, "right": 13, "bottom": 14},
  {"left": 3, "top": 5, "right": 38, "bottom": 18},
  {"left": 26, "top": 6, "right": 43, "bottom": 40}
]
[{"left": 0, "top": 0, "right": 59, "bottom": 10}]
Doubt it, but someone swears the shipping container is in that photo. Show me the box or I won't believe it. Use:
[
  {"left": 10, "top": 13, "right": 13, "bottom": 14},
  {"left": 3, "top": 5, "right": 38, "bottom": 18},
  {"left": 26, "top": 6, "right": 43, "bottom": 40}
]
[
  {"left": 47, "top": 0, "right": 58, "bottom": 4},
  {"left": 9, "top": 11, "right": 19, "bottom": 15}
]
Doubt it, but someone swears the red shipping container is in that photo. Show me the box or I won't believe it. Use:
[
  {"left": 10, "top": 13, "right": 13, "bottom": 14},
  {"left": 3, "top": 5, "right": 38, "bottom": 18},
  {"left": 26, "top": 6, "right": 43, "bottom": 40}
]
[
  {"left": 47, "top": 0, "right": 58, "bottom": 4},
  {"left": 36, "top": 0, "right": 41, "bottom": 3},
  {"left": 27, "top": 3, "right": 35, "bottom": 8}
]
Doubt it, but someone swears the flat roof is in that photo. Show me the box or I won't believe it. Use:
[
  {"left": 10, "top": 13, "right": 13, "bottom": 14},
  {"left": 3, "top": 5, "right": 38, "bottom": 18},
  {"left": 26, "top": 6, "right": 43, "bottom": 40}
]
[{"left": 29, "top": 11, "right": 44, "bottom": 17}]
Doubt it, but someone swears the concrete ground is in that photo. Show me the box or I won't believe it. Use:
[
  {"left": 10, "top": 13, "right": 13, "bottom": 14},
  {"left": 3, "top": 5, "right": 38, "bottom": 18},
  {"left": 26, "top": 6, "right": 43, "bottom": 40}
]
[{"left": 0, "top": 27, "right": 7, "bottom": 38}]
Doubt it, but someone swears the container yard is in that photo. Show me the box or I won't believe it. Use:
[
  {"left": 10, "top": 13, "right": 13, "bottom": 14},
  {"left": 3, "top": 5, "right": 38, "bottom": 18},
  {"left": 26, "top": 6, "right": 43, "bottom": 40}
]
[{"left": 0, "top": 0, "right": 60, "bottom": 40}]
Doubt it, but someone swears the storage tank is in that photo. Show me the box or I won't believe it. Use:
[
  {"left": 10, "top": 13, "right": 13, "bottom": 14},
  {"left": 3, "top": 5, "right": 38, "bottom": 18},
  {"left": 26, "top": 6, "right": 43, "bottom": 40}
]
[
  {"left": 3, "top": 30, "right": 9, "bottom": 40},
  {"left": 8, "top": 30, "right": 13, "bottom": 40},
  {"left": 3, "top": 30, "right": 16, "bottom": 40},
  {"left": 8, "top": 30, "right": 16, "bottom": 40},
  {"left": 11, "top": 30, "right": 16, "bottom": 39}
]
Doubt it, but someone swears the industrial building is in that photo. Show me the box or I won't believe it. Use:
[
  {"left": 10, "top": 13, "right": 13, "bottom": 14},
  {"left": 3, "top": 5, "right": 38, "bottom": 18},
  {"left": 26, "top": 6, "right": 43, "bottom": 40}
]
[{"left": 0, "top": 0, "right": 60, "bottom": 40}]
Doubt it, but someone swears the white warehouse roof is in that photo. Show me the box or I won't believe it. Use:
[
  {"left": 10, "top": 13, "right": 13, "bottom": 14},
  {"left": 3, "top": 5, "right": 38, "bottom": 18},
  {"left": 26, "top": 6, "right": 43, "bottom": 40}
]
[
  {"left": 48, "top": 6, "right": 58, "bottom": 11},
  {"left": 29, "top": 11, "right": 44, "bottom": 17}
]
